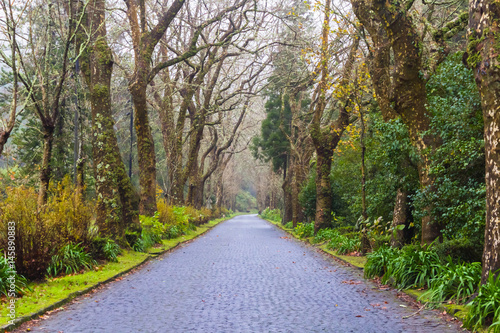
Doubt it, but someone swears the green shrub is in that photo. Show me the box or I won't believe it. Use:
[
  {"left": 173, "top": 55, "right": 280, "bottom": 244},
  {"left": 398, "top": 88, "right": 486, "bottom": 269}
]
[
  {"left": 327, "top": 234, "right": 361, "bottom": 254},
  {"left": 336, "top": 237, "right": 360, "bottom": 255},
  {"left": 47, "top": 242, "right": 97, "bottom": 277},
  {"left": 383, "top": 245, "right": 442, "bottom": 289},
  {"left": 140, "top": 214, "right": 164, "bottom": 244},
  {"left": 0, "top": 255, "right": 30, "bottom": 296},
  {"left": 0, "top": 178, "right": 94, "bottom": 279},
  {"left": 164, "top": 225, "right": 180, "bottom": 239},
  {"left": 89, "top": 237, "right": 121, "bottom": 262},
  {"left": 420, "top": 259, "right": 481, "bottom": 306},
  {"left": 313, "top": 228, "right": 340, "bottom": 243},
  {"left": 294, "top": 223, "right": 314, "bottom": 239},
  {"left": 364, "top": 245, "right": 400, "bottom": 279},
  {"left": 370, "top": 234, "right": 391, "bottom": 250},
  {"left": 465, "top": 272, "right": 500, "bottom": 332},
  {"left": 260, "top": 208, "right": 281, "bottom": 222},
  {"left": 284, "top": 221, "right": 294, "bottom": 229},
  {"left": 433, "top": 238, "right": 483, "bottom": 263},
  {"left": 337, "top": 226, "right": 355, "bottom": 235}
]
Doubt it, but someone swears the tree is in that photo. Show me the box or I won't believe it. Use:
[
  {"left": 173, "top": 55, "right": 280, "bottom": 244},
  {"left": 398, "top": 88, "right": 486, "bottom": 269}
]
[
  {"left": 350, "top": 0, "right": 469, "bottom": 244},
  {"left": 309, "top": 0, "right": 359, "bottom": 232},
  {"left": 77, "top": 0, "right": 140, "bottom": 241},
  {"left": 123, "top": 0, "right": 252, "bottom": 214},
  {"left": 467, "top": 0, "right": 500, "bottom": 282}
]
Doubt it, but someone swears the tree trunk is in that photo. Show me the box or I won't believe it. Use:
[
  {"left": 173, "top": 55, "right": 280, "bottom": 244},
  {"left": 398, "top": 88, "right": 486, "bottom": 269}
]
[
  {"left": 314, "top": 149, "right": 333, "bottom": 232},
  {"left": 391, "top": 188, "right": 410, "bottom": 248},
  {"left": 291, "top": 160, "right": 300, "bottom": 228},
  {"left": 130, "top": 82, "right": 157, "bottom": 215},
  {"left": 79, "top": 0, "right": 140, "bottom": 242},
  {"left": 468, "top": 0, "right": 500, "bottom": 282},
  {"left": 38, "top": 127, "right": 54, "bottom": 206}
]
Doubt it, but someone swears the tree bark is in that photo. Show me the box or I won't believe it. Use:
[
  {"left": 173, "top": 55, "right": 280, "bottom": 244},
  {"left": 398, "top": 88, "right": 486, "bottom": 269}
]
[
  {"left": 38, "top": 127, "right": 55, "bottom": 206},
  {"left": 130, "top": 82, "right": 157, "bottom": 215},
  {"left": 282, "top": 161, "right": 293, "bottom": 224},
  {"left": 390, "top": 188, "right": 410, "bottom": 248},
  {"left": 314, "top": 149, "right": 333, "bottom": 231},
  {"left": 79, "top": 0, "right": 140, "bottom": 241},
  {"left": 468, "top": 0, "right": 500, "bottom": 283}
]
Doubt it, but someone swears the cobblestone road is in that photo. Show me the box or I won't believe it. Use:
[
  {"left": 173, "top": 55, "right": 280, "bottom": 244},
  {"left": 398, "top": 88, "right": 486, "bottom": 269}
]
[{"left": 23, "top": 215, "right": 465, "bottom": 333}]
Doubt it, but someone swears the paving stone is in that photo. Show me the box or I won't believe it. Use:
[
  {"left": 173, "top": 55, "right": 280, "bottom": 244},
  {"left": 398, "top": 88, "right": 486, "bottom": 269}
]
[{"left": 24, "top": 215, "right": 466, "bottom": 333}]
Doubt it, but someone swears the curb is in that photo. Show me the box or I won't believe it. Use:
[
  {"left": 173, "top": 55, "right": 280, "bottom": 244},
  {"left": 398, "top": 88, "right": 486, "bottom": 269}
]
[
  {"left": 261, "top": 218, "right": 363, "bottom": 270},
  {"left": 1, "top": 215, "right": 232, "bottom": 332}
]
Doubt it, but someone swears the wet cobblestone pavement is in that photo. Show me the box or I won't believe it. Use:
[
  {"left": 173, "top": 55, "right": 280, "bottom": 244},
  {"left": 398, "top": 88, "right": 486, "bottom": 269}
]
[{"left": 22, "top": 215, "right": 466, "bottom": 332}]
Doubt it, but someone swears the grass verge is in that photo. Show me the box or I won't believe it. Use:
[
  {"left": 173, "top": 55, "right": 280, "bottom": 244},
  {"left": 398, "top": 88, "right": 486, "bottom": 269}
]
[{"left": 0, "top": 214, "right": 234, "bottom": 330}]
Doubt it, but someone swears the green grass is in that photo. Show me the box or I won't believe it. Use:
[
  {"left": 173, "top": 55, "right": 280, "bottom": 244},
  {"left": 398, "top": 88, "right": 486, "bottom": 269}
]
[{"left": 0, "top": 214, "right": 233, "bottom": 327}]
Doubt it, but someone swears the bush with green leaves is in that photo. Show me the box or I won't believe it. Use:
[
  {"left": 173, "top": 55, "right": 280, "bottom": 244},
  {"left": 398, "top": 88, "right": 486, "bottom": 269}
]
[
  {"left": 465, "top": 272, "right": 500, "bottom": 332},
  {"left": 260, "top": 208, "right": 281, "bottom": 222},
  {"left": 420, "top": 259, "right": 481, "bottom": 306},
  {"left": 382, "top": 245, "right": 443, "bottom": 289},
  {"left": 327, "top": 234, "right": 360, "bottom": 255},
  {"left": 433, "top": 238, "right": 483, "bottom": 263},
  {"left": 164, "top": 225, "right": 180, "bottom": 239},
  {"left": 284, "top": 221, "right": 294, "bottom": 229},
  {"left": 89, "top": 237, "right": 121, "bottom": 262},
  {"left": 313, "top": 228, "right": 340, "bottom": 243},
  {"left": 364, "top": 245, "right": 400, "bottom": 279},
  {"left": 294, "top": 223, "right": 314, "bottom": 239},
  {"left": 0, "top": 255, "right": 30, "bottom": 296},
  {"left": 47, "top": 242, "right": 97, "bottom": 277}
]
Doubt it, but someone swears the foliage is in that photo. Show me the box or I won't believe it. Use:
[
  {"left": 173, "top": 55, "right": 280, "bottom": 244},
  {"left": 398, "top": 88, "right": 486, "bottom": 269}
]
[
  {"left": 364, "top": 245, "right": 400, "bottom": 279},
  {"left": 260, "top": 207, "right": 281, "bottom": 222},
  {"left": 420, "top": 260, "right": 481, "bottom": 306},
  {"left": 294, "top": 223, "right": 314, "bottom": 239},
  {"left": 465, "top": 272, "right": 500, "bottom": 332},
  {"left": 414, "top": 53, "right": 484, "bottom": 242},
  {"left": 364, "top": 244, "right": 443, "bottom": 289},
  {"left": 102, "top": 240, "right": 121, "bottom": 263},
  {"left": 382, "top": 245, "right": 442, "bottom": 289},
  {"left": 46, "top": 242, "right": 97, "bottom": 277},
  {"left": 89, "top": 237, "right": 121, "bottom": 262},
  {"left": 299, "top": 169, "right": 351, "bottom": 224},
  {"left": 284, "top": 221, "right": 294, "bottom": 229},
  {"left": 0, "top": 255, "right": 29, "bottom": 296},
  {"left": 327, "top": 235, "right": 360, "bottom": 255},
  {"left": 433, "top": 238, "right": 483, "bottom": 263},
  {"left": 250, "top": 91, "right": 291, "bottom": 173},
  {"left": 313, "top": 228, "right": 340, "bottom": 243},
  {"left": 235, "top": 190, "right": 257, "bottom": 212},
  {"left": 0, "top": 178, "right": 94, "bottom": 279}
]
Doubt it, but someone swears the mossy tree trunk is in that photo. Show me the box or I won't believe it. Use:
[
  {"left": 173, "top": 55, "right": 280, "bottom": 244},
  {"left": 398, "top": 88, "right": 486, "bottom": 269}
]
[
  {"left": 78, "top": 0, "right": 140, "bottom": 241},
  {"left": 468, "top": 0, "right": 500, "bottom": 283}
]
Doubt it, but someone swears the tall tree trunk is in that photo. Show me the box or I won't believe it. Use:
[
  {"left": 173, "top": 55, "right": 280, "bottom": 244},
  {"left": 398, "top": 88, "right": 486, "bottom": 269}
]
[
  {"left": 391, "top": 188, "right": 409, "bottom": 248},
  {"left": 130, "top": 83, "right": 157, "bottom": 215},
  {"left": 291, "top": 159, "right": 301, "bottom": 228},
  {"left": 314, "top": 149, "right": 333, "bottom": 231},
  {"left": 468, "top": 0, "right": 500, "bottom": 282},
  {"left": 79, "top": 0, "right": 140, "bottom": 242},
  {"left": 38, "top": 127, "right": 55, "bottom": 206},
  {"left": 282, "top": 159, "right": 293, "bottom": 224}
]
